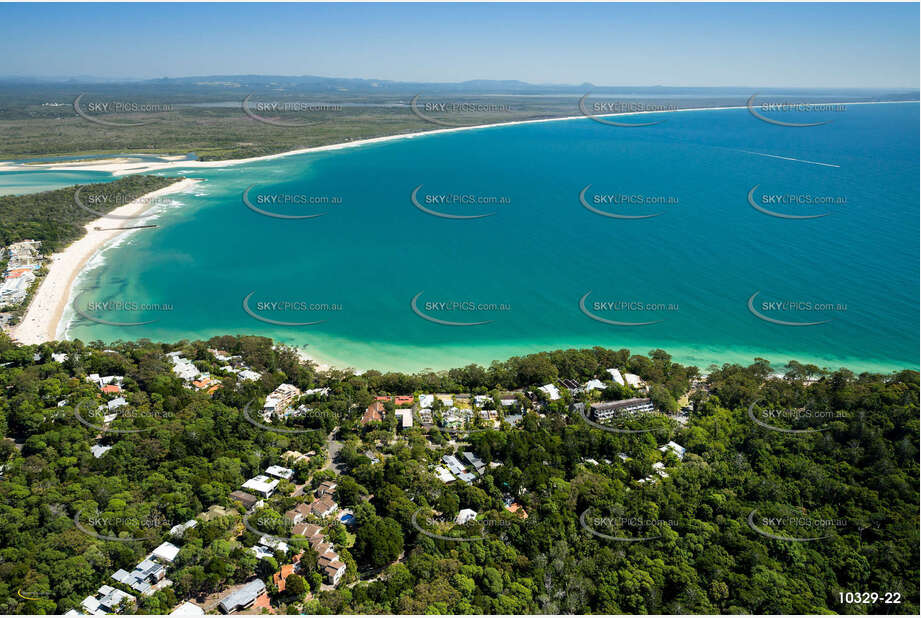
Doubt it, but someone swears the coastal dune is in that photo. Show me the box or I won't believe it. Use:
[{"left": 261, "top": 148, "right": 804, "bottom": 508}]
[{"left": 12, "top": 178, "right": 200, "bottom": 345}]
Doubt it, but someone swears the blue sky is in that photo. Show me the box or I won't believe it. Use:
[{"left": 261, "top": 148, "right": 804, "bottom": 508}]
[{"left": 0, "top": 2, "right": 917, "bottom": 87}]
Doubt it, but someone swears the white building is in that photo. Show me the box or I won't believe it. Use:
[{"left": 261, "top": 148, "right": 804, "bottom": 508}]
[
  {"left": 419, "top": 394, "right": 435, "bottom": 408},
  {"left": 169, "top": 601, "right": 204, "bottom": 616},
  {"left": 395, "top": 408, "right": 413, "bottom": 429},
  {"left": 242, "top": 475, "right": 279, "bottom": 498},
  {"left": 265, "top": 465, "right": 294, "bottom": 480},
  {"left": 606, "top": 368, "right": 625, "bottom": 385},
  {"left": 152, "top": 541, "right": 181, "bottom": 563},
  {"left": 659, "top": 441, "right": 686, "bottom": 460},
  {"left": 455, "top": 509, "right": 477, "bottom": 525},
  {"left": 538, "top": 384, "right": 561, "bottom": 400}
]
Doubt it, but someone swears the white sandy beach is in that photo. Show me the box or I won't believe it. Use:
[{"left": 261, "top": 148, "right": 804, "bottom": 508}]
[
  {"left": 11, "top": 178, "right": 200, "bottom": 345},
  {"left": 1, "top": 100, "right": 914, "bottom": 177}
]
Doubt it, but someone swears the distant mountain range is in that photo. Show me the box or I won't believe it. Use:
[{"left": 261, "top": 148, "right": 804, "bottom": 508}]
[{"left": 0, "top": 74, "right": 916, "bottom": 96}]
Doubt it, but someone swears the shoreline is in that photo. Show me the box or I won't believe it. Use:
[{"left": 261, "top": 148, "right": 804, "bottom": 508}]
[
  {"left": 10, "top": 178, "right": 201, "bottom": 346},
  {"left": 0, "top": 100, "right": 916, "bottom": 176}
]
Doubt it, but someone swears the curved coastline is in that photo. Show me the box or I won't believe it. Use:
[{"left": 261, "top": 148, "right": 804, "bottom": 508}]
[
  {"left": 7, "top": 100, "right": 918, "bottom": 374},
  {"left": 11, "top": 178, "right": 200, "bottom": 346},
  {"left": 0, "top": 100, "right": 916, "bottom": 176}
]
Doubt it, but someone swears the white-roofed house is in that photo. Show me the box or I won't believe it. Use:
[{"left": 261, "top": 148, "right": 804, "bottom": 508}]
[
  {"left": 265, "top": 465, "right": 295, "bottom": 480},
  {"left": 395, "top": 408, "right": 413, "bottom": 429},
  {"left": 606, "top": 368, "right": 625, "bottom": 385},
  {"left": 151, "top": 541, "right": 181, "bottom": 563},
  {"left": 455, "top": 508, "right": 477, "bottom": 525},
  {"left": 659, "top": 441, "right": 686, "bottom": 460},
  {"left": 169, "top": 601, "right": 205, "bottom": 615},
  {"left": 538, "top": 384, "right": 561, "bottom": 400},
  {"left": 242, "top": 475, "right": 279, "bottom": 498}
]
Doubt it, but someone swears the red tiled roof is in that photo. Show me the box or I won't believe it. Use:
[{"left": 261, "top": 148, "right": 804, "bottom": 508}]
[
  {"left": 361, "top": 401, "right": 385, "bottom": 424},
  {"left": 273, "top": 563, "right": 296, "bottom": 592},
  {"left": 100, "top": 384, "right": 121, "bottom": 394}
]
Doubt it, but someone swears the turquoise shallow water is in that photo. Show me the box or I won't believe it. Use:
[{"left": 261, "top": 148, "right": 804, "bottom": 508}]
[{"left": 45, "top": 104, "right": 921, "bottom": 372}]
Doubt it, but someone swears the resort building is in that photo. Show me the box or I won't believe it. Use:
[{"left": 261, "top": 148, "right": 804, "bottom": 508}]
[
  {"left": 262, "top": 383, "right": 301, "bottom": 419},
  {"left": 590, "top": 398, "right": 655, "bottom": 423}
]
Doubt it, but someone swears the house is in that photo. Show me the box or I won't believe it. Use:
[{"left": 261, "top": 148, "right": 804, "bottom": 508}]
[
  {"left": 455, "top": 508, "right": 477, "bottom": 525},
  {"left": 229, "top": 490, "right": 261, "bottom": 510},
  {"left": 259, "top": 535, "right": 289, "bottom": 553},
  {"left": 361, "top": 400, "right": 384, "bottom": 425},
  {"left": 462, "top": 451, "right": 486, "bottom": 474},
  {"left": 652, "top": 461, "right": 669, "bottom": 478},
  {"left": 418, "top": 408, "right": 433, "bottom": 424},
  {"left": 169, "top": 520, "right": 197, "bottom": 538},
  {"left": 218, "top": 579, "right": 266, "bottom": 614},
  {"left": 282, "top": 450, "right": 310, "bottom": 465},
  {"left": 242, "top": 475, "right": 279, "bottom": 498},
  {"left": 152, "top": 541, "right": 181, "bottom": 563},
  {"left": 538, "top": 384, "right": 561, "bottom": 400},
  {"left": 590, "top": 398, "right": 655, "bottom": 423},
  {"left": 285, "top": 502, "right": 312, "bottom": 525},
  {"left": 106, "top": 397, "right": 128, "bottom": 411},
  {"left": 316, "top": 480, "right": 337, "bottom": 498},
  {"left": 607, "top": 368, "right": 625, "bottom": 385},
  {"left": 167, "top": 354, "right": 201, "bottom": 382},
  {"left": 364, "top": 450, "right": 380, "bottom": 464},
  {"left": 583, "top": 379, "right": 606, "bottom": 391},
  {"left": 473, "top": 395, "right": 493, "bottom": 408},
  {"left": 325, "top": 561, "right": 347, "bottom": 585},
  {"left": 101, "top": 384, "right": 122, "bottom": 395},
  {"left": 81, "top": 585, "right": 136, "bottom": 615},
  {"left": 659, "top": 441, "right": 687, "bottom": 460},
  {"left": 251, "top": 545, "right": 275, "bottom": 560},
  {"left": 374, "top": 395, "right": 391, "bottom": 402},
  {"left": 395, "top": 408, "right": 413, "bottom": 429},
  {"left": 310, "top": 497, "right": 338, "bottom": 518},
  {"left": 262, "top": 383, "right": 301, "bottom": 419},
  {"left": 394, "top": 395, "right": 414, "bottom": 406},
  {"left": 434, "top": 466, "right": 455, "bottom": 483},
  {"left": 624, "top": 373, "right": 646, "bottom": 389},
  {"left": 273, "top": 563, "right": 297, "bottom": 593},
  {"left": 418, "top": 394, "right": 435, "bottom": 408},
  {"left": 265, "top": 465, "right": 294, "bottom": 480},
  {"left": 90, "top": 444, "right": 112, "bottom": 458},
  {"left": 292, "top": 522, "right": 322, "bottom": 538},
  {"left": 170, "top": 601, "right": 205, "bottom": 615},
  {"left": 436, "top": 394, "right": 454, "bottom": 406},
  {"left": 111, "top": 558, "right": 169, "bottom": 596},
  {"left": 506, "top": 502, "right": 528, "bottom": 519},
  {"left": 442, "top": 455, "right": 467, "bottom": 477}
]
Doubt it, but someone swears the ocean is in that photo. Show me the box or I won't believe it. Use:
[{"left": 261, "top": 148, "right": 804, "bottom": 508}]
[{"left": 37, "top": 103, "right": 921, "bottom": 373}]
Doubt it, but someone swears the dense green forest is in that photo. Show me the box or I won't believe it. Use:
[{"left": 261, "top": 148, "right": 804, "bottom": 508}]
[
  {"left": 0, "top": 175, "right": 180, "bottom": 251},
  {"left": 0, "top": 333, "right": 917, "bottom": 614}
]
